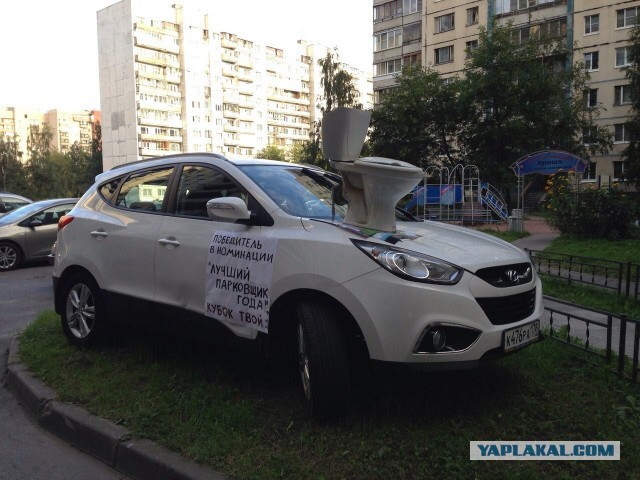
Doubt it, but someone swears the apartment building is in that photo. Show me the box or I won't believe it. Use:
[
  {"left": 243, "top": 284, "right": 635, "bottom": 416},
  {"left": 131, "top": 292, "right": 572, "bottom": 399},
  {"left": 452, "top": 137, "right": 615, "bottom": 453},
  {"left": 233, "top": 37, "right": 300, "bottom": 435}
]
[
  {"left": 97, "top": 0, "right": 372, "bottom": 170},
  {"left": 372, "top": 0, "right": 640, "bottom": 182},
  {"left": 0, "top": 106, "right": 100, "bottom": 161}
]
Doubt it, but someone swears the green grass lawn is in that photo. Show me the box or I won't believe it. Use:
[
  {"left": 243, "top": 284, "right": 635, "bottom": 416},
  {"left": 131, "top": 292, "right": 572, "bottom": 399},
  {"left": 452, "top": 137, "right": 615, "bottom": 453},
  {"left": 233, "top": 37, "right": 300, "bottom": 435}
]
[
  {"left": 545, "top": 237, "right": 640, "bottom": 264},
  {"left": 477, "top": 228, "right": 529, "bottom": 242},
  {"left": 20, "top": 312, "right": 640, "bottom": 480}
]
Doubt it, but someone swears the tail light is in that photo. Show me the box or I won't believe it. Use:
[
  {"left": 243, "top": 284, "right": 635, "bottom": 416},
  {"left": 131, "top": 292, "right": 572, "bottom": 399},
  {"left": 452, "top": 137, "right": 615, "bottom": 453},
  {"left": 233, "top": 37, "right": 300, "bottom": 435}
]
[{"left": 58, "top": 215, "right": 74, "bottom": 231}]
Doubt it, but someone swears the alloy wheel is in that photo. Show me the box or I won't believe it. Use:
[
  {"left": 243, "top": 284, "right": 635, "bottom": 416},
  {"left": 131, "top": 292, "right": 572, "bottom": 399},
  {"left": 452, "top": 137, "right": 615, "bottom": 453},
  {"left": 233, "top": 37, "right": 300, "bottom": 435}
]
[
  {"left": 0, "top": 245, "right": 17, "bottom": 270},
  {"left": 297, "top": 323, "right": 312, "bottom": 401},
  {"left": 65, "top": 283, "right": 96, "bottom": 339}
]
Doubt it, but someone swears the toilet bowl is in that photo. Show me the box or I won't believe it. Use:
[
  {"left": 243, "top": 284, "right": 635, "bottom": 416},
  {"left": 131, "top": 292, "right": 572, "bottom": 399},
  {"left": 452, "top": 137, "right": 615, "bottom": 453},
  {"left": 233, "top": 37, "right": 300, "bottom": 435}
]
[
  {"left": 321, "top": 107, "right": 423, "bottom": 232},
  {"left": 334, "top": 157, "right": 423, "bottom": 232}
]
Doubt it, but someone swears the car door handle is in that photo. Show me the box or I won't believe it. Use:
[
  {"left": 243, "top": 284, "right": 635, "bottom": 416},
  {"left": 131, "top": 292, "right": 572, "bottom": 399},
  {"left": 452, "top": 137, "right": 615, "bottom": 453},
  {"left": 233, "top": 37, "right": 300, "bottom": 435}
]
[
  {"left": 90, "top": 230, "right": 108, "bottom": 238},
  {"left": 158, "top": 237, "right": 181, "bottom": 247}
]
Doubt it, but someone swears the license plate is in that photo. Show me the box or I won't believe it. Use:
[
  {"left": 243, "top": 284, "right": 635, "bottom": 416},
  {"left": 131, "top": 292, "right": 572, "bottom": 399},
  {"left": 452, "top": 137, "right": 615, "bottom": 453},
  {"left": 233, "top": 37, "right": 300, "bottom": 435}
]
[{"left": 503, "top": 320, "right": 540, "bottom": 352}]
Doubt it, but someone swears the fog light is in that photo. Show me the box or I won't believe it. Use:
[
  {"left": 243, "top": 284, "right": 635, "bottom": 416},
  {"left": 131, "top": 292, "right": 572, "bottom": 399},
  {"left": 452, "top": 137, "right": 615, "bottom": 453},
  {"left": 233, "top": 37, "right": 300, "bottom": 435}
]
[{"left": 427, "top": 329, "right": 447, "bottom": 351}]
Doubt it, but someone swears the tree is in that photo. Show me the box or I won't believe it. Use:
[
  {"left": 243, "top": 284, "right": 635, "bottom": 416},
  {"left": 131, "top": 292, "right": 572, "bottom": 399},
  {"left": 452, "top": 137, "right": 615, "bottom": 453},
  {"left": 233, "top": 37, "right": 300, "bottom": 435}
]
[
  {"left": 369, "top": 23, "right": 611, "bottom": 188},
  {"left": 24, "top": 124, "right": 55, "bottom": 199},
  {"left": 257, "top": 145, "right": 286, "bottom": 161},
  {"left": 300, "top": 49, "right": 361, "bottom": 170},
  {"left": 462, "top": 23, "right": 611, "bottom": 186},
  {"left": 369, "top": 66, "right": 465, "bottom": 168},
  {"left": 318, "top": 49, "right": 360, "bottom": 113},
  {"left": 622, "top": 23, "right": 640, "bottom": 187},
  {"left": 0, "top": 133, "right": 26, "bottom": 193}
]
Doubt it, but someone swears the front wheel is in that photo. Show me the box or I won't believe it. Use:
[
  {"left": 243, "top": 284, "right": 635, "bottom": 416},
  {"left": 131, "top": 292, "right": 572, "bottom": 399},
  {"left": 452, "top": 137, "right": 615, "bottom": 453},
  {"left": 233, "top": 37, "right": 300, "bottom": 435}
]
[
  {"left": 296, "top": 302, "right": 351, "bottom": 418},
  {"left": 60, "top": 272, "right": 110, "bottom": 346},
  {"left": 0, "top": 242, "right": 22, "bottom": 271}
]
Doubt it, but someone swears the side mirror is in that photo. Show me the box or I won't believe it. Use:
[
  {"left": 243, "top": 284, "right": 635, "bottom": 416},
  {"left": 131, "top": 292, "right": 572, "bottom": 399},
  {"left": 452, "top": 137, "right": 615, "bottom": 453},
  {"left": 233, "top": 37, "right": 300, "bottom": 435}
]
[
  {"left": 28, "top": 219, "right": 43, "bottom": 228},
  {"left": 206, "top": 197, "right": 251, "bottom": 223}
]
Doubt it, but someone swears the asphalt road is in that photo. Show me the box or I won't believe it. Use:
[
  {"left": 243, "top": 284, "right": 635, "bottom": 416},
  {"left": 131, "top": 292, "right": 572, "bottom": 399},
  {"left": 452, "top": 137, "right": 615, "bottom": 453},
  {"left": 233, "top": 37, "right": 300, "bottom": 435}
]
[{"left": 0, "top": 262, "right": 128, "bottom": 480}]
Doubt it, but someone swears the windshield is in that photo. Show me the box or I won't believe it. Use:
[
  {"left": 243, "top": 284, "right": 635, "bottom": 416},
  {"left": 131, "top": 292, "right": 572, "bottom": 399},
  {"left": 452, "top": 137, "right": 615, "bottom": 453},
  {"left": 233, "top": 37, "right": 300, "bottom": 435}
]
[
  {"left": 0, "top": 202, "right": 46, "bottom": 225},
  {"left": 239, "top": 165, "right": 347, "bottom": 220}
]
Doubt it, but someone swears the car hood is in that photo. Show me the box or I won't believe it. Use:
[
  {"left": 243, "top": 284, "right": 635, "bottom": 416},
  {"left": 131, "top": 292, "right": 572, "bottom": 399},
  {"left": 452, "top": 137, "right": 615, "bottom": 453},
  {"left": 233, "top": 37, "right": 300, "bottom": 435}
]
[{"left": 343, "top": 221, "right": 529, "bottom": 272}]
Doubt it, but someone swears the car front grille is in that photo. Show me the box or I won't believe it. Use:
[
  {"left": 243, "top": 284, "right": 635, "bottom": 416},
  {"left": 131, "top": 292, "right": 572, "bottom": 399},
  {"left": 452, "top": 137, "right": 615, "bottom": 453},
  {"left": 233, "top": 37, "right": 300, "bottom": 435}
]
[
  {"left": 474, "top": 262, "right": 533, "bottom": 288},
  {"left": 475, "top": 288, "right": 536, "bottom": 325}
]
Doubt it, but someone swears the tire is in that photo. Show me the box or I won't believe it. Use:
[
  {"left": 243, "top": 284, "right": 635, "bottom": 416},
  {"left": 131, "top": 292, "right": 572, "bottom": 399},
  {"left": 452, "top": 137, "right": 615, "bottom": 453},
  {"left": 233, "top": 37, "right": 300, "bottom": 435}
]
[
  {"left": 0, "top": 242, "right": 22, "bottom": 271},
  {"left": 296, "top": 301, "right": 351, "bottom": 419},
  {"left": 60, "top": 272, "right": 110, "bottom": 346}
]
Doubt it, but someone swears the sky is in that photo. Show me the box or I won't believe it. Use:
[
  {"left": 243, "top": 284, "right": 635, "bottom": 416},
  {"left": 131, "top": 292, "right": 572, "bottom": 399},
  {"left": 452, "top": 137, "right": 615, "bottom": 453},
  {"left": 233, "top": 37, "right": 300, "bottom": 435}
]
[{"left": 0, "top": 0, "right": 373, "bottom": 112}]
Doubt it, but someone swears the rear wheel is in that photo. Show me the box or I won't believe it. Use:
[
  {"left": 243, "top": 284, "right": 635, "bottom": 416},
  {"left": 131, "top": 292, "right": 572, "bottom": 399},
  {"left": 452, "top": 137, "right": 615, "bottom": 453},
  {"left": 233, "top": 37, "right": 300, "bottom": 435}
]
[
  {"left": 296, "top": 301, "right": 351, "bottom": 418},
  {"left": 0, "top": 242, "right": 22, "bottom": 271},
  {"left": 60, "top": 272, "right": 110, "bottom": 346}
]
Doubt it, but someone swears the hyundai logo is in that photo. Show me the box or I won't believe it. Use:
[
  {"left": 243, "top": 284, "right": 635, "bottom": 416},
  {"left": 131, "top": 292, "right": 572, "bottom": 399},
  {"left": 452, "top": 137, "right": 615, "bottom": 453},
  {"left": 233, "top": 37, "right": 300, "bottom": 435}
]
[{"left": 503, "top": 267, "right": 531, "bottom": 285}]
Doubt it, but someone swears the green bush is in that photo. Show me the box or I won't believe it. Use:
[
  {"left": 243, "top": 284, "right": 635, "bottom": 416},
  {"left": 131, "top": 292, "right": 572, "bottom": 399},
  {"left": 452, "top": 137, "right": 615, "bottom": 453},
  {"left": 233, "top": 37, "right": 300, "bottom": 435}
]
[{"left": 546, "top": 175, "right": 638, "bottom": 239}]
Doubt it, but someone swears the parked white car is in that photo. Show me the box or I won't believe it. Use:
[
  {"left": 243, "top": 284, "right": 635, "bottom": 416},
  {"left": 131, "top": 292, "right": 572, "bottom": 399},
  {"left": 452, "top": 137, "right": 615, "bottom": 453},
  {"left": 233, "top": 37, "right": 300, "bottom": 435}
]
[{"left": 53, "top": 151, "right": 543, "bottom": 417}]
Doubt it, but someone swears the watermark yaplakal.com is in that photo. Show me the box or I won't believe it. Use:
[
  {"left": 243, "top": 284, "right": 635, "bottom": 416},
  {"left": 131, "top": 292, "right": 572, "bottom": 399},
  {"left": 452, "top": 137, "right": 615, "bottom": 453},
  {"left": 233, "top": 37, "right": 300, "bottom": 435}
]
[{"left": 470, "top": 441, "right": 620, "bottom": 461}]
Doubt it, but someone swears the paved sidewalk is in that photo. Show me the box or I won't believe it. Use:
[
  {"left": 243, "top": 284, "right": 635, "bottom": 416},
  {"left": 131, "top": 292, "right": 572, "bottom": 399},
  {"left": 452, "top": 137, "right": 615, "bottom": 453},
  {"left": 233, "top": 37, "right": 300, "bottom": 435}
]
[{"left": 470, "top": 215, "right": 561, "bottom": 251}]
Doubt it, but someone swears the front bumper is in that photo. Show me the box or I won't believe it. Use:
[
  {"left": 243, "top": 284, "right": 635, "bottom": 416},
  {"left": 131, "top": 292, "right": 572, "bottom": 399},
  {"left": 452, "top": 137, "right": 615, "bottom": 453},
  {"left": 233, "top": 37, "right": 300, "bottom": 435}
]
[{"left": 329, "top": 267, "right": 545, "bottom": 365}]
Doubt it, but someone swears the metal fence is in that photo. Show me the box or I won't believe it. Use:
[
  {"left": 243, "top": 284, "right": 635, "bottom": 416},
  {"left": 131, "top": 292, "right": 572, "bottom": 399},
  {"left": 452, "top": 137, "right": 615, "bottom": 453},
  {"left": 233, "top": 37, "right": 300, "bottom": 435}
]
[
  {"left": 543, "top": 296, "right": 640, "bottom": 382},
  {"left": 527, "top": 249, "right": 640, "bottom": 301}
]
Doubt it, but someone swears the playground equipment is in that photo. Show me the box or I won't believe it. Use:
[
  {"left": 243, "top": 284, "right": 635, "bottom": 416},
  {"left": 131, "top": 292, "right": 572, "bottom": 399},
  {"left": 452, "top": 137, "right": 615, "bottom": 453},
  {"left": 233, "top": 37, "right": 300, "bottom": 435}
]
[{"left": 403, "top": 164, "right": 508, "bottom": 225}]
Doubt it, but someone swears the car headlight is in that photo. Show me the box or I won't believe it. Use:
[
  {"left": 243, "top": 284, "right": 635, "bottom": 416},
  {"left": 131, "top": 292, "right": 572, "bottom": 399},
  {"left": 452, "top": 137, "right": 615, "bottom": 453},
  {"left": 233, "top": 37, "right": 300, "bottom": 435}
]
[{"left": 352, "top": 240, "right": 463, "bottom": 285}]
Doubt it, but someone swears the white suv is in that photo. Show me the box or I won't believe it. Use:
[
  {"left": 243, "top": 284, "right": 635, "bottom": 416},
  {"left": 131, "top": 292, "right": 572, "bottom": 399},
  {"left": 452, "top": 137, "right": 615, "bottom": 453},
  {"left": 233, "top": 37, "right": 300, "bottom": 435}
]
[{"left": 53, "top": 153, "right": 543, "bottom": 417}]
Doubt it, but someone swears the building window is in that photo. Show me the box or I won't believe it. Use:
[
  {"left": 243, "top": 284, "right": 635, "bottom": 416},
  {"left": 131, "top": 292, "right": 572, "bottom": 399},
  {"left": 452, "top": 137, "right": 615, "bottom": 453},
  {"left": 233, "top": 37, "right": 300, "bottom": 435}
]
[
  {"left": 614, "top": 85, "right": 631, "bottom": 105},
  {"left": 403, "top": 53, "right": 421, "bottom": 66},
  {"left": 495, "top": 0, "right": 555, "bottom": 14},
  {"left": 585, "top": 15, "right": 599, "bottom": 34},
  {"left": 434, "top": 46, "right": 453, "bottom": 65},
  {"left": 403, "top": 22, "right": 421, "bottom": 45},
  {"left": 435, "top": 13, "right": 455, "bottom": 34},
  {"left": 614, "top": 124, "right": 630, "bottom": 143},
  {"left": 374, "top": 28, "right": 402, "bottom": 52},
  {"left": 584, "top": 51, "right": 599, "bottom": 71},
  {"left": 582, "top": 127, "right": 597, "bottom": 145},
  {"left": 515, "top": 26, "right": 531, "bottom": 44},
  {"left": 465, "top": 40, "right": 479, "bottom": 59},
  {"left": 617, "top": 8, "right": 639, "bottom": 28},
  {"left": 374, "top": 58, "right": 402, "bottom": 76},
  {"left": 374, "top": 88, "right": 393, "bottom": 104},
  {"left": 615, "top": 47, "right": 630, "bottom": 67},
  {"left": 613, "top": 160, "right": 628, "bottom": 179},
  {"left": 373, "top": 0, "right": 402, "bottom": 21},
  {"left": 403, "top": 0, "right": 422, "bottom": 15},
  {"left": 467, "top": 7, "right": 479, "bottom": 26},
  {"left": 585, "top": 161, "right": 597, "bottom": 180},
  {"left": 584, "top": 88, "right": 598, "bottom": 108}
]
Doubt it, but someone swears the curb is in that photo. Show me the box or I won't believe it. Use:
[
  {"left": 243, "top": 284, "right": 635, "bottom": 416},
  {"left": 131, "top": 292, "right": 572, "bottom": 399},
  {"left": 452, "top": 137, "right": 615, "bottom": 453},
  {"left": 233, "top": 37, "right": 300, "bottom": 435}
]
[{"left": 5, "top": 337, "right": 226, "bottom": 480}]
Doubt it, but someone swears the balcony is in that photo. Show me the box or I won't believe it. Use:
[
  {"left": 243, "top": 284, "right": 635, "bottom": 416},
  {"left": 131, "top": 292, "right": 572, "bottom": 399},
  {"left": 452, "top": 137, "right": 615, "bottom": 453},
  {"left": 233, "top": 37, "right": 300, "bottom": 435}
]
[
  {"left": 134, "top": 35, "right": 180, "bottom": 54},
  {"left": 237, "top": 71, "right": 254, "bottom": 82},
  {"left": 222, "top": 51, "right": 238, "bottom": 63},
  {"left": 221, "top": 37, "right": 237, "bottom": 49},
  {"left": 139, "top": 116, "right": 183, "bottom": 128},
  {"left": 223, "top": 123, "right": 239, "bottom": 133},
  {"left": 238, "top": 82, "right": 255, "bottom": 95},
  {"left": 223, "top": 109, "right": 240, "bottom": 119},
  {"left": 238, "top": 98, "right": 255, "bottom": 108},
  {"left": 222, "top": 67, "right": 238, "bottom": 77},
  {"left": 139, "top": 100, "right": 182, "bottom": 113},
  {"left": 224, "top": 136, "right": 240, "bottom": 146},
  {"left": 236, "top": 56, "right": 253, "bottom": 68},
  {"left": 140, "top": 132, "right": 183, "bottom": 143}
]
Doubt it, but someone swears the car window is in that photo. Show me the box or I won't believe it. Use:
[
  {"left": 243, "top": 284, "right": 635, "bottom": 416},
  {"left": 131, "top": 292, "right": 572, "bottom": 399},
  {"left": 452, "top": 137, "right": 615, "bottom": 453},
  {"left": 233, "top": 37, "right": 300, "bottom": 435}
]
[
  {"left": 240, "top": 165, "right": 347, "bottom": 219},
  {"left": 31, "top": 203, "right": 76, "bottom": 225},
  {"left": 0, "top": 202, "right": 44, "bottom": 225},
  {"left": 115, "top": 167, "right": 173, "bottom": 212},
  {"left": 173, "top": 165, "right": 248, "bottom": 218}
]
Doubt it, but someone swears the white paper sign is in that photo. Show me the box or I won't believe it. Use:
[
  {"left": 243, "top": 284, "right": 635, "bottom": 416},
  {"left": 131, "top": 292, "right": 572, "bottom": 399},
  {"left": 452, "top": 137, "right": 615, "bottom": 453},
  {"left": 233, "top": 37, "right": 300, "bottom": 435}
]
[{"left": 205, "top": 231, "right": 277, "bottom": 333}]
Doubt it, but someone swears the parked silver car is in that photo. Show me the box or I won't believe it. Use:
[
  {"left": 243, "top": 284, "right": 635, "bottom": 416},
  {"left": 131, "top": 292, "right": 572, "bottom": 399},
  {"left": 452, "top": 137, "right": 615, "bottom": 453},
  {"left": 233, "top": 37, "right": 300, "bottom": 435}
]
[
  {"left": 0, "top": 192, "right": 32, "bottom": 217},
  {"left": 0, "top": 198, "right": 77, "bottom": 271}
]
